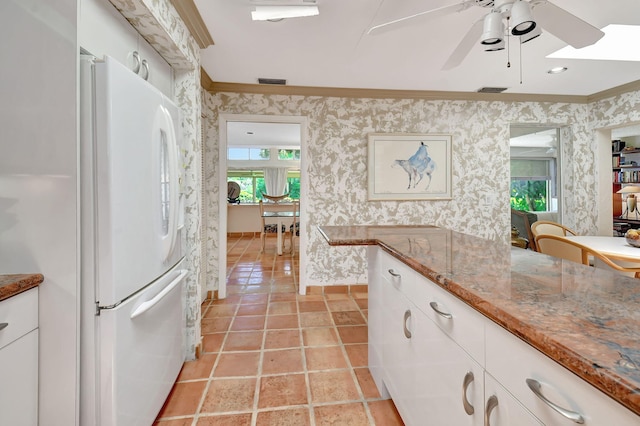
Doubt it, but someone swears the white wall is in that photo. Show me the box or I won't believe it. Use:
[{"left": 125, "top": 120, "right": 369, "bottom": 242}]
[{"left": 0, "top": 0, "right": 79, "bottom": 424}]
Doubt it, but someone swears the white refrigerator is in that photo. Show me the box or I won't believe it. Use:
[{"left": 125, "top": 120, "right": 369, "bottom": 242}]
[{"left": 79, "top": 55, "right": 187, "bottom": 426}]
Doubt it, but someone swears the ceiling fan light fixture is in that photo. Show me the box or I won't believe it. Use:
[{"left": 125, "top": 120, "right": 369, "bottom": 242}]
[
  {"left": 520, "top": 25, "right": 541, "bottom": 44},
  {"left": 485, "top": 38, "right": 505, "bottom": 51},
  {"left": 510, "top": 0, "right": 536, "bottom": 36},
  {"left": 251, "top": 5, "right": 319, "bottom": 21},
  {"left": 480, "top": 11, "right": 504, "bottom": 45}
]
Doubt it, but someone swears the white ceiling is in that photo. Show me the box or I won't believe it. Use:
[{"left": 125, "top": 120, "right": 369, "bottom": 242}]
[
  {"left": 227, "top": 121, "right": 301, "bottom": 146},
  {"left": 194, "top": 0, "right": 640, "bottom": 96}
]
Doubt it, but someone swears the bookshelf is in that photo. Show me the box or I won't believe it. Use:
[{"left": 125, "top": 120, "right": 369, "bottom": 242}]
[{"left": 613, "top": 139, "right": 640, "bottom": 233}]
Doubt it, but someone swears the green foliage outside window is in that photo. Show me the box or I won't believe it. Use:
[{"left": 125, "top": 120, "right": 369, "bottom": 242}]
[{"left": 510, "top": 180, "right": 547, "bottom": 211}]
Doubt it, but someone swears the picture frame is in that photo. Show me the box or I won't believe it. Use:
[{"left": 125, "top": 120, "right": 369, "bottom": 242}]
[{"left": 367, "top": 133, "right": 452, "bottom": 201}]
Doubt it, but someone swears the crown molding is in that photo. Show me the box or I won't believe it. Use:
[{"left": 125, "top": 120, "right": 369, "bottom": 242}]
[
  {"left": 201, "top": 68, "right": 640, "bottom": 104},
  {"left": 170, "top": 0, "right": 214, "bottom": 49}
]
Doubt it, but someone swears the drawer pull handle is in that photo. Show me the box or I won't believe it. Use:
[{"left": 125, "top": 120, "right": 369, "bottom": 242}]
[
  {"left": 484, "top": 395, "right": 498, "bottom": 426},
  {"left": 403, "top": 309, "right": 412, "bottom": 339},
  {"left": 141, "top": 59, "right": 150, "bottom": 81},
  {"left": 462, "top": 371, "right": 475, "bottom": 415},
  {"left": 526, "top": 379, "right": 584, "bottom": 424},
  {"left": 387, "top": 269, "right": 401, "bottom": 278},
  {"left": 0, "top": 323, "right": 8, "bottom": 331},
  {"left": 131, "top": 51, "right": 141, "bottom": 74},
  {"left": 430, "top": 301, "right": 453, "bottom": 319}
]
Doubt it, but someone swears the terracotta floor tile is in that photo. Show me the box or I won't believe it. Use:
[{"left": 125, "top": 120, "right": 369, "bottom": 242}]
[
  {"left": 344, "top": 344, "right": 368, "bottom": 367},
  {"left": 200, "top": 378, "right": 257, "bottom": 413},
  {"left": 266, "top": 314, "right": 299, "bottom": 329},
  {"left": 297, "top": 294, "right": 325, "bottom": 302},
  {"left": 299, "top": 312, "right": 333, "bottom": 327},
  {"left": 270, "top": 293, "right": 297, "bottom": 302},
  {"left": 354, "top": 368, "right": 381, "bottom": 400},
  {"left": 271, "top": 284, "right": 296, "bottom": 293},
  {"left": 156, "top": 381, "right": 206, "bottom": 418},
  {"left": 355, "top": 298, "right": 368, "bottom": 309},
  {"left": 305, "top": 346, "right": 348, "bottom": 371},
  {"left": 196, "top": 413, "right": 252, "bottom": 426},
  {"left": 237, "top": 303, "right": 268, "bottom": 316},
  {"left": 231, "top": 315, "right": 266, "bottom": 331},
  {"left": 302, "top": 327, "right": 339, "bottom": 346},
  {"left": 258, "top": 374, "right": 308, "bottom": 408},
  {"left": 264, "top": 329, "right": 302, "bottom": 349},
  {"left": 153, "top": 418, "right": 194, "bottom": 426},
  {"left": 223, "top": 331, "right": 264, "bottom": 351},
  {"left": 177, "top": 353, "right": 217, "bottom": 381},
  {"left": 262, "top": 348, "right": 304, "bottom": 375},
  {"left": 368, "top": 399, "right": 404, "bottom": 425},
  {"left": 332, "top": 311, "right": 366, "bottom": 326},
  {"left": 327, "top": 299, "right": 359, "bottom": 312},
  {"left": 201, "top": 317, "right": 232, "bottom": 334},
  {"left": 202, "top": 333, "right": 225, "bottom": 353},
  {"left": 241, "top": 294, "right": 270, "bottom": 304},
  {"left": 203, "top": 304, "right": 238, "bottom": 319},
  {"left": 214, "top": 352, "right": 260, "bottom": 377},
  {"left": 256, "top": 408, "right": 311, "bottom": 426},
  {"left": 298, "top": 301, "right": 328, "bottom": 313},
  {"left": 268, "top": 301, "right": 297, "bottom": 315},
  {"left": 309, "top": 370, "right": 360, "bottom": 403},
  {"left": 313, "top": 402, "right": 369, "bottom": 426},
  {"left": 362, "top": 310, "right": 368, "bottom": 321},
  {"left": 337, "top": 326, "right": 368, "bottom": 344}
]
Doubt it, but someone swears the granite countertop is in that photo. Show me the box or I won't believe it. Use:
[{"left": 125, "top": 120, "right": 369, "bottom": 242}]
[
  {"left": 0, "top": 274, "right": 44, "bottom": 302},
  {"left": 318, "top": 225, "right": 640, "bottom": 416}
]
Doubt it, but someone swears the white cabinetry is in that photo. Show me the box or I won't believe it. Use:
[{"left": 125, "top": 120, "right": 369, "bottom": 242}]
[
  {"left": 80, "top": 0, "right": 173, "bottom": 97},
  {"left": 368, "top": 246, "right": 639, "bottom": 425},
  {"left": 0, "top": 288, "right": 39, "bottom": 426}
]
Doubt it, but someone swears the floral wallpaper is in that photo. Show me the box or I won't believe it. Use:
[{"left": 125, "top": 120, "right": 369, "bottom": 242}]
[
  {"left": 202, "top": 89, "right": 640, "bottom": 289},
  {"left": 109, "top": 0, "right": 202, "bottom": 359}
]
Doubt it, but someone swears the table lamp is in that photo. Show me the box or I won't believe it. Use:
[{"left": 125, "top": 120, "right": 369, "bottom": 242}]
[{"left": 616, "top": 185, "right": 640, "bottom": 219}]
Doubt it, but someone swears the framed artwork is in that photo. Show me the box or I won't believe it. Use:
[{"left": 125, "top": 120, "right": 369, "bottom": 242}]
[{"left": 367, "top": 133, "right": 452, "bottom": 201}]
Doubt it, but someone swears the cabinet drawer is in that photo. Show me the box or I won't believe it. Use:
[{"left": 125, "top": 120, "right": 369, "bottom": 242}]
[
  {"left": 0, "top": 288, "right": 38, "bottom": 350},
  {"left": 486, "top": 320, "right": 639, "bottom": 425},
  {"left": 0, "top": 329, "right": 38, "bottom": 426},
  {"left": 379, "top": 250, "right": 416, "bottom": 293},
  {"left": 413, "top": 274, "right": 485, "bottom": 366}
]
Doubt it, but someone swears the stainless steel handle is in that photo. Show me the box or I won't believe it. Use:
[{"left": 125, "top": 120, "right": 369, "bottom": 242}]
[
  {"left": 387, "top": 269, "right": 400, "bottom": 277},
  {"left": 141, "top": 59, "right": 150, "bottom": 81},
  {"left": 462, "top": 371, "right": 475, "bottom": 415},
  {"left": 131, "top": 51, "right": 141, "bottom": 74},
  {"left": 430, "top": 301, "right": 453, "bottom": 319},
  {"left": 484, "top": 395, "right": 498, "bottom": 426},
  {"left": 403, "top": 309, "right": 412, "bottom": 339},
  {"left": 0, "top": 323, "right": 8, "bottom": 331},
  {"left": 526, "top": 378, "right": 585, "bottom": 424}
]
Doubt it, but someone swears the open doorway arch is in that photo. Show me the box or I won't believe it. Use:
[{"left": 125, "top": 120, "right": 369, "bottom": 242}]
[{"left": 218, "top": 114, "right": 309, "bottom": 298}]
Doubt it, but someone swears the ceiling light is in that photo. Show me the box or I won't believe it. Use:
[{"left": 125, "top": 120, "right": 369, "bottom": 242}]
[
  {"left": 485, "top": 39, "right": 505, "bottom": 51},
  {"left": 520, "top": 26, "right": 541, "bottom": 44},
  {"left": 251, "top": 5, "right": 319, "bottom": 21},
  {"left": 481, "top": 11, "right": 504, "bottom": 45},
  {"left": 510, "top": 0, "right": 536, "bottom": 36},
  {"left": 547, "top": 66, "right": 567, "bottom": 74}
]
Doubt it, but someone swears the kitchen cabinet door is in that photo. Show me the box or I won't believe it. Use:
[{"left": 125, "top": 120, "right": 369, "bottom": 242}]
[{"left": 0, "top": 329, "right": 38, "bottom": 426}]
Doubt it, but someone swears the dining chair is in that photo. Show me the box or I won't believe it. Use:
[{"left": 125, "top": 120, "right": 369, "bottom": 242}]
[
  {"left": 289, "top": 200, "right": 300, "bottom": 256},
  {"left": 535, "top": 234, "right": 640, "bottom": 278},
  {"left": 510, "top": 209, "right": 538, "bottom": 251},
  {"left": 530, "top": 220, "right": 577, "bottom": 252},
  {"left": 258, "top": 200, "right": 286, "bottom": 253},
  {"left": 261, "top": 193, "right": 289, "bottom": 203}
]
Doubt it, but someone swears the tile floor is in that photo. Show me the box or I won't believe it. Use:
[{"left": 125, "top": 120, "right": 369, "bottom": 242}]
[{"left": 154, "top": 233, "right": 404, "bottom": 426}]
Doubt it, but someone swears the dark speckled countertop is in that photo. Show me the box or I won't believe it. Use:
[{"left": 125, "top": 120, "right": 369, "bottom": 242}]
[
  {"left": 0, "top": 274, "right": 43, "bottom": 301},
  {"left": 318, "top": 225, "right": 640, "bottom": 417}
]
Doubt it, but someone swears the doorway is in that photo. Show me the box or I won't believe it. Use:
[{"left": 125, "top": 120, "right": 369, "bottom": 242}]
[{"left": 218, "top": 114, "right": 308, "bottom": 298}]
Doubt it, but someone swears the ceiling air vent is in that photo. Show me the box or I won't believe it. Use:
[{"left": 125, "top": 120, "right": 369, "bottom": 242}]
[
  {"left": 477, "top": 86, "right": 508, "bottom": 93},
  {"left": 258, "top": 78, "right": 287, "bottom": 85}
]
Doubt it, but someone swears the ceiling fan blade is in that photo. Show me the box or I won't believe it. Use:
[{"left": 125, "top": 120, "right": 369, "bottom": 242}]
[
  {"left": 367, "top": 1, "right": 472, "bottom": 36},
  {"left": 442, "top": 19, "right": 483, "bottom": 70},
  {"left": 533, "top": 1, "right": 604, "bottom": 48}
]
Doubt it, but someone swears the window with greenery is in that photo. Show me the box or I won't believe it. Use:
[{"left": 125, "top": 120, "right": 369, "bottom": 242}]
[
  {"left": 228, "top": 170, "right": 300, "bottom": 203},
  {"left": 510, "top": 158, "right": 556, "bottom": 211}
]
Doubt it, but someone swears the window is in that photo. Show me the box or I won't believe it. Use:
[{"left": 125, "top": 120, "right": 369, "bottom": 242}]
[
  {"left": 227, "top": 147, "right": 270, "bottom": 160},
  {"left": 227, "top": 170, "right": 300, "bottom": 203},
  {"left": 510, "top": 158, "right": 557, "bottom": 211}
]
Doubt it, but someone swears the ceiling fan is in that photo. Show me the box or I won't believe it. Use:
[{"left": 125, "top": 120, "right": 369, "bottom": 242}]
[{"left": 368, "top": 0, "right": 605, "bottom": 70}]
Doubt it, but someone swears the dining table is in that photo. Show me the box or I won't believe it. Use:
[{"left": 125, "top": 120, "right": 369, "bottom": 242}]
[
  {"left": 565, "top": 235, "right": 640, "bottom": 263},
  {"left": 261, "top": 210, "right": 299, "bottom": 255}
]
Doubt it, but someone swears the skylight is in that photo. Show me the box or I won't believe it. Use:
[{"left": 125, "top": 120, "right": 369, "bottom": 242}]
[{"left": 547, "top": 24, "right": 640, "bottom": 62}]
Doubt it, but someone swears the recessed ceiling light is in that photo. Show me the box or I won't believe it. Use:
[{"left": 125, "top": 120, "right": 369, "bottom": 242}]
[
  {"left": 547, "top": 24, "right": 640, "bottom": 62},
  {"left": 547, "top": 67, "right": 567, "bottom": 74}
]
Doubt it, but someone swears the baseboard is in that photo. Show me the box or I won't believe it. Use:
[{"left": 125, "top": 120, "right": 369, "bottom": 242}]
[{"left": 305, "top": 284, "right": 368, "bottom": 295}]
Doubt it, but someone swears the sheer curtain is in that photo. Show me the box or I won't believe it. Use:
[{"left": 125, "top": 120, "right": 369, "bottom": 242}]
[{"left": 264, "top": 167, "right": 289, "bottom": 196}]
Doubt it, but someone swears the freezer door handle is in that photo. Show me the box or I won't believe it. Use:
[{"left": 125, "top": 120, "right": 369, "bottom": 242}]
[{"left": 130, "top": 269, "right": 188, "bottom": 319}]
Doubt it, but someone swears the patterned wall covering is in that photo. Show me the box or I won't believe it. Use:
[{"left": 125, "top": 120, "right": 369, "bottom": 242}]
[
  {"left": 109, "top": 0, "right": 203, "bottom": 359},
  {"left": 202, "top": 91, "right": 632, "bottom": 288}
]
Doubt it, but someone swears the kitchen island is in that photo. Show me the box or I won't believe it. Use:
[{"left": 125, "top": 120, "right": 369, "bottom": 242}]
[{"left": 319, "top": 225, "right": 640, "bottom": 424}]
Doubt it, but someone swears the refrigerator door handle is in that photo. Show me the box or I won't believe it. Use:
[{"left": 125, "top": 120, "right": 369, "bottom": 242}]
[
  {"left": 161, "top": 105, "right": 180, "bottom": 262},
  {"left": 130, "top": 269, "right": 188, "bottom": 319}
]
